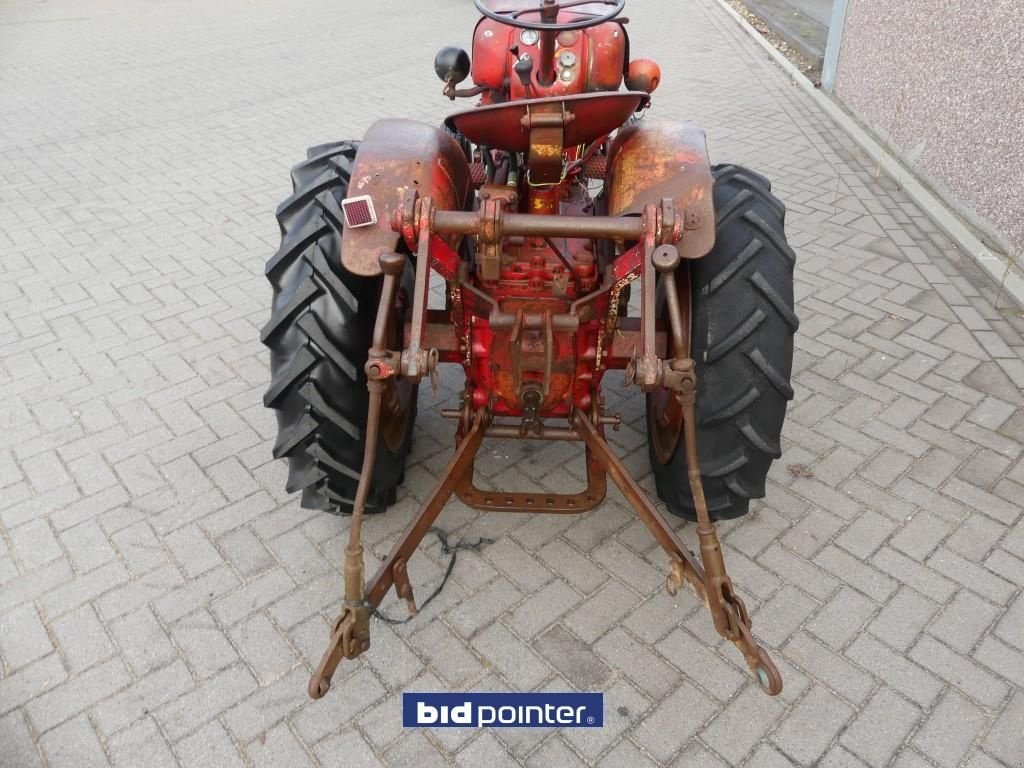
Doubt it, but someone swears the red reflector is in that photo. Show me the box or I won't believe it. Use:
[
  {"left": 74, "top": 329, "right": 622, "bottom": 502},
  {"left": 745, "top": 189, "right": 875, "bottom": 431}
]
[{"left": 342, "top": 196, "right": 377, "bottom": 228}]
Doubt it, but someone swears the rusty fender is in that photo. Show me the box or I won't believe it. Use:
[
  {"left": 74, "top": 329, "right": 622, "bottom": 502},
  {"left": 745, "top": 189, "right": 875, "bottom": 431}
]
[
  {"left": 342, "top": 119, "right": 471, "bottom": 277},
  {"left": 606, "top": 121, "right": 715, "bottom": 260}
]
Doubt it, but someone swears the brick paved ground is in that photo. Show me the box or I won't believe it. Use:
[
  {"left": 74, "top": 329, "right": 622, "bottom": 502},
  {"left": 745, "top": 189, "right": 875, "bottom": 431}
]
[{"left": 1, "top": 0, "right": 1023, "bottom": 766}]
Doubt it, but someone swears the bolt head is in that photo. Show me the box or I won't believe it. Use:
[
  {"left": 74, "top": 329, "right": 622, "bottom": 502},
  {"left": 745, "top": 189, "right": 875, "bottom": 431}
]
[
  {"left": 651, "top": 244, "right": 681, "bottom": 273},
  {"left": 378, "top": 252, "right": 406, "bottom": 276}
]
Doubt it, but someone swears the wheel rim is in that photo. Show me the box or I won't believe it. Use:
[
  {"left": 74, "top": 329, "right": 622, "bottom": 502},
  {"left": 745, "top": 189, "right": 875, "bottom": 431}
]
[{"left": 648, "top": 266, "right": 691, "bottom": 465}]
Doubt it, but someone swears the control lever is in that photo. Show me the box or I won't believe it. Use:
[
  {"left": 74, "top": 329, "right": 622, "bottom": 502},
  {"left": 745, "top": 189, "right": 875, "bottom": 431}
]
[{"left": 514, "top": 54, "right": 534, "bottom": 90}]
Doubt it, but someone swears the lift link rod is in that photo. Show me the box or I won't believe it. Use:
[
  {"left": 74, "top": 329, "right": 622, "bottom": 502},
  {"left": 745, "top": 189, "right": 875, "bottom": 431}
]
[
  {"left": 309, "top": 251, "right": 410, "bottom": 700},
  {"left": 643, "top": 241, "right": 782, "bottom": 694}
]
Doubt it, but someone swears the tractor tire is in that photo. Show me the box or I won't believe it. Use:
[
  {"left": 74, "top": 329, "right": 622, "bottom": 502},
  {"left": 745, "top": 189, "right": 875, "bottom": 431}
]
[
  {"left": 262, "top": 141, "right": 417, "bottom": 514},
  {"left": 648, "top": 164, "right": 798, "bottom": 521}
]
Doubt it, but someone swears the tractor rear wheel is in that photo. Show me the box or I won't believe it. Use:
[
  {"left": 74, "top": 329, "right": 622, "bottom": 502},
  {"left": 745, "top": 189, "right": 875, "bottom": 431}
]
[
  {"left": 648, "top": 164, "right": 798, "bottom": 521},
  {"left": 262, "top": 141, "right": 417, "bottom": 514}
]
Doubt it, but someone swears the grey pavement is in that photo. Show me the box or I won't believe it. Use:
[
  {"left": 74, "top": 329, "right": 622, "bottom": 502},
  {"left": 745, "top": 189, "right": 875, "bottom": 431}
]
[{"left": 1, "top": 0, "right": 1023, "bottom": 766}]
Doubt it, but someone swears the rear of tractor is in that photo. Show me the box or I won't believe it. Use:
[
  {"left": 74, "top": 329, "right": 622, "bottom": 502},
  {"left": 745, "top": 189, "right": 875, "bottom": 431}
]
[{"left": 263, "top": 0, "right": 798, "bottom": 701}]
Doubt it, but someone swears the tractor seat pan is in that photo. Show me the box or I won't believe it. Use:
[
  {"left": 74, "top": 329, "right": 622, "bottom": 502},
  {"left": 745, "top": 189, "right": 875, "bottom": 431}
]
[{"left": 446, "top": 92, "right": 647, "bottom": 152}]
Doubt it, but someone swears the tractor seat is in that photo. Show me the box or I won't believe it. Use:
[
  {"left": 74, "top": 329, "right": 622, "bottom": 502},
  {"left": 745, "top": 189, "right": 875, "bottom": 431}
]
[{"left": 446, "top": 91, "right": 647, "bottom": 152}]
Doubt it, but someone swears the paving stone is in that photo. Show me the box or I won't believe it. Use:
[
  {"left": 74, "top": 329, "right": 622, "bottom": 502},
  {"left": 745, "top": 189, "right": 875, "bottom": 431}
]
[
  {"left": 926, "top": 547, "right": 1017, "bottom": 604},
  {"left": 845, "top": 635, "right": 943, "bottom": 708},
  {"left": 267, "top": 527, "right": 331, "bottom": 584},
  {"left": 909, "top": 636, "right": 1008, "bottom": 708},
  {"left": 210, "top": 567, "right": 295, "bottom": 626},
  {"left": 92, "top": 659, "right": 194, "bottom": 738},
  {"left": 26, "top": 656, "right": 130, "bottom": 734},
  {"left": 593, "top": 741, "right": 655, "bottom": 768},
  {"left": 927, "top": 590, "right": 1000, "bottom": 653},
  {"left": 531, "top": 624, "right": 611, "bottom": 691},
  {"left": 0, "top": 603, "right": 53, "bottom": 670},
  {"left": 994, "top": 593, "right": 1024, "bottom": 650},
  {"left": 39, "top": 714, "right": 109, "bottom": 768},
  {"left": 839, "top": 686, "right": 920, "bottom": 766},
  {"left": 563, "top": 677, "right": 649, "bottom": 761},
  {"left": 815, "top": 545, "right": 898, "bottom": 602},
  {"left": 50, "top": 603, "right": 115, "bottom": 675},
  {"left": 455, "top": 732, "right": 518, "bottom": 768},
  {"left": 292, "top": 667, "right": 386, "bottom": 745},
  {"left": 780, "top": 508, "right": 844, "bottom": 557},
  {"left": 174, "top": 720, "right": 245, "bottom": 768},
  {"left": 871, "top": 547, "right": 958, "bottom": 604},
  {"left": 8, "top": 519, "right": 62, "bottom": 571},
  {"left": 912, "top": 689, "right": 987, "bottom": 768},
  {"left": 471, "top": 621, "right": 550, "bottom": 690},
  {"left": 155, "top": 664, "right": 258, "bottom": 742},
  {"left": 744, "top": 743, "right": 799, "bottom": 768},
  {"left": 973, "top": 635, "right": 1024, "bottom": 689},
  {"left": 362, "top": 621, "right": 426, "bottom": 690},
  {"left": 562, "top": 578, "right": 637, "bottom": 645},
  {"left": 388, "top": 730, "right": 450, "bottom": 768},
  {"left": 506, "top": 578, "right": 580, "bottom": 639},
  {"left": 941, "top": 479, "right": 1021, "bottom": 526},
  {"left": 633, "top": 682, "right": 717, "bottom": 764},
  {"left": 246, "top": 721, "right": 315, "bottom": 768},
  {"left": 445, "top": 577, "right": 524, "bottom": 639},
  {"left": 806, "top": 587, "right": 877, "bottom": 650},
  {"left": 624, "top": 589, "right": 702, "bottom": 645},
  {"left": 58, "top": 519, "right": 118, "bottom": 574},
  {"left": 752, "top": 585, "right": 820, "bottom": 647},
  {"left": 759, "top": 544, "right": 839, "bottom": 601},
  {"left": 524, "top": 736, "right": 589, "bottom": 768},
  {"left": 106, "top": 605, "right": 176, "bottom": 677},
  {"left": 783, "top": 632, "right": 875, "bottom": 704},
  {"left": 95, "top": 563, "right": 185, "bottom": 622},
  {"left": 0, "top": 711, "right": 44, "bottom": 768},
  {"left": 164, "top": 522, "right": 223, "bottom": 578},
  {"left": 835, "top": 509, "right": 898, "bottom": 559},
  {"left": 771, "top": 686, "right": 854, "bottom": 767},
  {"left": 868, "top": 586, "right": 939, "bottom": 652},
  {"left": 700, "top": 684, "right": 786, "bottom": 765},
  {"left": 0, "top": 653, "right": 68, "bottom": 718},
  {"left": 982, "top": 690, "right": 1024, "bottom": 766},
  {"left": 483, "top": 536, "right": 554, "bottom": 592},
  {"left": 407, "top": 619, "right": 484, "bottom": 688},
  {"left": 229, "top": 612, "right": 297, "bottom": 685}
]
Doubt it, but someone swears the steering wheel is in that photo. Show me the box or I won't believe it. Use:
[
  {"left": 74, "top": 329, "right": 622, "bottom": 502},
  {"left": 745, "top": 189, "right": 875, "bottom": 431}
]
[{"left": 474, "top": 0, "right": 625, "bottom": 31}]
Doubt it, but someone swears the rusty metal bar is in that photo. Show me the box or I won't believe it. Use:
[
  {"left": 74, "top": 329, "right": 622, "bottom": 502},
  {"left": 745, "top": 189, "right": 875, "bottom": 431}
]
[
  {"left": 573, "top": 412, "right": 707, "bottom": 591},
  {"left": 641, "top": 206, "right": 658, "bottom": 368},
  {"left": 364, "top": 410, "right": 488, "bottom": 607},
  {"left": 573, "top": 411, "right": 783, "bottom": 696},
  {"left": 432, "top": 210, "right": 645, "bottom": 241},
  {"left": 486, "top": 424, "right": 579, "bottom": 441},
  {"left": 404, "top": 201, "right": 434, "bottom": 380}
]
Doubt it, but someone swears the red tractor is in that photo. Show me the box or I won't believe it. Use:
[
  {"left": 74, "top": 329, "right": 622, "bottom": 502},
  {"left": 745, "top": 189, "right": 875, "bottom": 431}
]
[{"left": 263, "top": 0, "right": 797, "bottom": 700}]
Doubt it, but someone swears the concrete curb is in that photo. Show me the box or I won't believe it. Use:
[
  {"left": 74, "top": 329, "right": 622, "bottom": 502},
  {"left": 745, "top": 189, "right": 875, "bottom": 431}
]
[{"left": 707, "top": 0, "right": 1024, "bottom": 310}]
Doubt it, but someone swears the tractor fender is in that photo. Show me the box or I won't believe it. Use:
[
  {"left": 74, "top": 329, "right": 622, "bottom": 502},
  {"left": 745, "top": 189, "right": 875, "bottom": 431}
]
[
  {"left": 606, "top": 121, "right": 716, "bottom": 260},
  {"left": 342, "top": 119, "right": 471, "bottom": 276}
]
